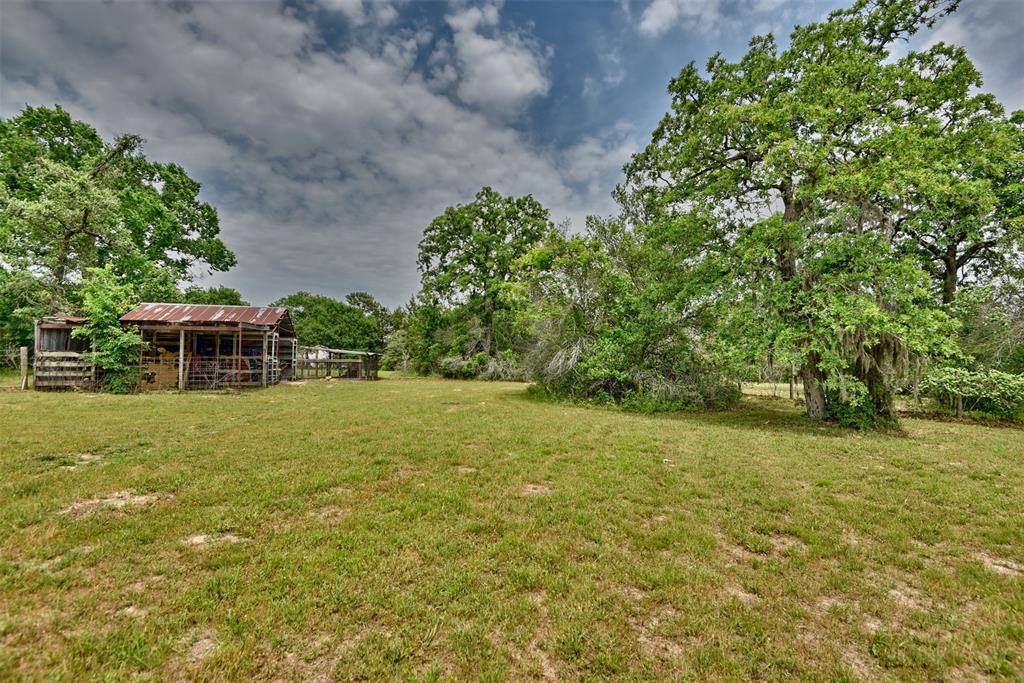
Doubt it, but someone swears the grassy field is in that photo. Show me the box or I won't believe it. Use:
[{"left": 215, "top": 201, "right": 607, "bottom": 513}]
[{"left": 1, "top": 378, "right": 1022, "bottom": 681}]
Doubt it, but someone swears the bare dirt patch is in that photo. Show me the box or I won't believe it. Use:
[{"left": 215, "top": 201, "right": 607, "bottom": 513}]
[
  {"left": 641, "top": 514, "right": 668, "bottom": 530},
  {"left": 182, "top": 533, "right": 245, "bottom": 548},
  {"left": 975, "top": 551, "right": 1023, "bottom": 577},
  {"left": 186, "top": 632, "right": 216, "bottom": 664},
  {"left": 769, "top": 533, "right": 808, "bottom": 554},
  {"left": 633, "top": 605, "right": 684, "bottom": 658},
  {"left": 60, "top": 490, "right": 167, "bottom": 515},
  {"left": 888, "top": 583, "right": 927, "bottom": 611},
  {"left": 456, "top": 466, "right": 478, "bottom": 474},
  {"left": 726, "top": 585, "right": 760, "bottom": 606},
  {"left": 527, "top": 591, "right": 558, "bottom": 681},
  {"left": 311, "top": 506, "right": 349, "bottom": 523},
  {"left": 119, "top": 605, "right": 148, "bottom": 619},
  {"left": 521, "top": 483, "right": 553, "bottom": 496},
  {"left": 131, "top": 575, "right": 165, "bottom": 591},
  {"left": 816, "top": 596, "right": 843, "bottom": 614},
  {"left": 61, "top": 452, "right": 103, "bottom": 470}
]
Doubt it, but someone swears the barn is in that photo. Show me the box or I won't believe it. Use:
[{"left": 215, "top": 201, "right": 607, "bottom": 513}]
[
  {"left": 33, "top": 301, "right": 380, "bottom": 390},
  {"left": 120, "top": 303, "right": 298, "bottom": 390}
]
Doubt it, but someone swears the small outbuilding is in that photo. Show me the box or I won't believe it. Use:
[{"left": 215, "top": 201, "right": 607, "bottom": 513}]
[
  {"left": 120, "top": 303, "right": 298, "bottom": 390},
  {"left": 33, "top": 315, "right": 94, "bottom": 390},
  {"left": 33, "top": 301, "right": 380, "bottom": 390}
]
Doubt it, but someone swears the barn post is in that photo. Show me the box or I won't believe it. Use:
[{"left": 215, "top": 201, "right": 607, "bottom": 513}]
[
  {"left": 261, "top": 331, "right": 268, "bottom": 387},
  {"left": 19, "top": 346, "right": 28, "bottom": 390},
  {"left": 236, "top": 328, "right": 242, "bottom": 387},
  {"left": 177, "top": 328, "right": 185, "bottom": 390}
]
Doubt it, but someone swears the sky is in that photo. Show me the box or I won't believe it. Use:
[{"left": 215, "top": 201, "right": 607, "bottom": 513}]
[{"left": 1, "top": 0, "right": 1022, "bottom": 308}]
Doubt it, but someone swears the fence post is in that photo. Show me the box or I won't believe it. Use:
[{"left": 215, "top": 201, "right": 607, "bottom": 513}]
[{"left": 20, "top": 346, "right": 28, "bottom": 390}]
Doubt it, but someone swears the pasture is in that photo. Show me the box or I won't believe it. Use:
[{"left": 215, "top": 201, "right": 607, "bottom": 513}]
[{"left": 1, "top": 378, "right": 1022, "bottom": 680}]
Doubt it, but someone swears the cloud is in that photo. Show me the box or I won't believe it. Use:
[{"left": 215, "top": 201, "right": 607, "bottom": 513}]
[
  {"left": 442, "top": 2, "right": 550, "bottom": 117},
  {"left": 637, "top": 0, "right": 726, "bottom": 36},
  {"left": 634, "top": 0, "right": 804, "bottom": 37},
  {"left": 320, "top": 0, "right": 398, "bottom": 27},
  {"left": 0, "top": 0, "right": 622, "bottom": 307},
  {"left": 582, "top": 48, "right": 626, "bottom": 98}
]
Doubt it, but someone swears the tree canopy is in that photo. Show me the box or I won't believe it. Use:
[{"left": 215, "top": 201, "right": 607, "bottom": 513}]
[
  {"left": 0, "top": 105, "right": 235, "bottom": 316},
  {"left": 417, "top": 186, "right": 553, "bottom": 357},
  {"left": 620, "top": 0, "right": 1018, "bottom": 424},
  {"left": 272, "top": 291, "right": 384, "bottom": 352}
]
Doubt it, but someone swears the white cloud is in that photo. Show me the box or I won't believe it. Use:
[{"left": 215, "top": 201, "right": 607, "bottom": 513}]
[
  {"left": 634, "top": 0, "right": 803, "bottom": 37},
  {"left": 0, "top": 0, "right": 622, "bottom": 306},
  {"left": 638, "top": 0, "right": 725, "bottom": 36},
  {"left": 442, "top": 2, "right": 550, "bottom": 117},
  {"left": 320, "top": 0, "right": 398, "bottom": 27}
]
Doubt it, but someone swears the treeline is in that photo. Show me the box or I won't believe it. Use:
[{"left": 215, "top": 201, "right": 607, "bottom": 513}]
[
  {"left": 384, "top": 0, "right": 1024, "bottom": 425},
  {"left": 0, "top": 106, "right": 394, "bottom": 362}
]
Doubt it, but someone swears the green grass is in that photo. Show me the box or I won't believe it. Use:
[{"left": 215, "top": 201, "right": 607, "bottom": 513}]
[{"left": 1, "top": 378, "right": 1022, "bottom": 680}]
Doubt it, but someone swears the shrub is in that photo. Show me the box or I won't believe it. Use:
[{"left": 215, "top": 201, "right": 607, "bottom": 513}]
[
  {"left": 438, "top": 352, "right": 492, "bottom": 380},
  {"left": 72, "top": 266, "right": 145, "bottom": 393},
  {"left": 921, "top": 367, "right": 1024, "bottom": 420}
]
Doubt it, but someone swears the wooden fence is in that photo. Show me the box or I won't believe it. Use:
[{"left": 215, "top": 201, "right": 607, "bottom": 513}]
[
  {"left": 292, "top": 346, "right": 379, "bottom": 380},
  {"left": 33, "top": 351, "right": 95, "bottom": 391}
]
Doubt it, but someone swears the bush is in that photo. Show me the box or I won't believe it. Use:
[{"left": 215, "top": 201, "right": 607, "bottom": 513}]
[
  {"left": 921, "top": 367, "right": 1024, "bottom": 420},
  {"left": 438, "top": 352, "right": 492, "bottom": 380},
  {"left": 73, "top": 266, "right": 145, "bottom": 394}
]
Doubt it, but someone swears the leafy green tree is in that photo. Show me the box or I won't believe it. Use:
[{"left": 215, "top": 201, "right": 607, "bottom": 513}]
[
  {"left": 514, "top": 218, "right": 738, "bottom": 410},
  {"left": 72, "top": 265, "right": 146, "bottom": 393},
  {"left": 345, "top": 291, "right": 392, "bottom": 341},
  {"left": 0, "top": 267, "right": 47, "bottom": 352},
  {"left": 380, "top": 328, "right": 413, "bottom": 373},
  {"left": 182, "top": 285, "right": 249, "bottom": 306},
  {"left": 900, "top": 111, "right": 1024, "bottom": 304},
  {"left": 417, "top": 187, "right": 553, "bottom": 357},
  {"left": 0, "top": 105, "right": 235, "bottom": 312},
  {"left": 623, "top": 0, "right": 983, "bottom": 424},
  {"left": 272, "top": 291, "right": 381, "bottom": 351}
]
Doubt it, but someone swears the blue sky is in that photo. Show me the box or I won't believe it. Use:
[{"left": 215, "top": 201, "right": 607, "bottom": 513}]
[{"left": 2, "top": 0, "right": 1021, "bottom": 307}]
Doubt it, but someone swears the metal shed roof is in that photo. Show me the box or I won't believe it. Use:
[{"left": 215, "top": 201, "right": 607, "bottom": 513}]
[{"left": 121, "top": 303, "right": 291, "bottom": 328}]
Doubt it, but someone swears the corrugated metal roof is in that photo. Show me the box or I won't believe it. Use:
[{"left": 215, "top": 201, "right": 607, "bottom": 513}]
[
  {"left": 120, "top": 303, "right": 289, "bottom": 326},
  {"left": 42, "top": 314, "right": 87, "bottom": 324}
]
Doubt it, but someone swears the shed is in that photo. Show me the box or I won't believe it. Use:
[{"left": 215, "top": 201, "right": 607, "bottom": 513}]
[
  {"left": 33, "top": 315, "right": 94, "bottom": 390},
  {"left": 120, "top": 303, "right": 298, "bottom": 390}
]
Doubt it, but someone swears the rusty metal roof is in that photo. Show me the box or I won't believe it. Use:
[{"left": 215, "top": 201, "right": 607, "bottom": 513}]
[{"left": 120, "top": 303, "right": 290, "bottom": 327}]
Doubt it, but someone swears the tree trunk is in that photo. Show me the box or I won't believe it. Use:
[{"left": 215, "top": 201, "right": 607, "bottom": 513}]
[
  {"left": 942, "top": 248, "right": 958, "bottom": 305},
  {"left": 482, "top": 299, "right": 495, "bottom": 357},
  {"left": 801, "top": 353, "right": 827, "bottom": 420}
]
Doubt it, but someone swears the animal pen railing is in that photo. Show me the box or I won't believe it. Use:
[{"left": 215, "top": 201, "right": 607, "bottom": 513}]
[{"left": 292, "top": 345, "right": 379, "bottom": 380}]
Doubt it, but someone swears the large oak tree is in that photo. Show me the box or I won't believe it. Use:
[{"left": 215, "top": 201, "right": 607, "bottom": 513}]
[{"left": 622, "top": 0, "right": 1011, "bottom": 423}]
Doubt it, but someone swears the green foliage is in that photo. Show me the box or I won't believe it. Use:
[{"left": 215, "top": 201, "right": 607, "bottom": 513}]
[
  {"left": 514, "top": 221, "right": 739, "bottom": 410},
  {"left": 272, "top": 291, "right": 383, "bottom": 351},
  {"left": 181, "top": 285, "right": 249, "bottom": 306},
  {"left": 0, "top": 268, "right": 47, "bottom": 353},
  {"left": 620, "top": 0, "right": 995, "bottom": 423},
  {"left": 922, "top": 367, "right": 1024, "bottom": 420},
  {"left": 438, "top": 352, "right": 491, "bottom": 380},
  {"left": 0, "top": 105, "right": 234, "bottom": 313},
  {"left": 418, "top": 187, "right": 553, "bottom": 358},
  {"left": 71, "top": 266, "right": 145, "bottom": 393},
  {"left": 949, "top": 284, "right": 1024, "bottom": 373}
]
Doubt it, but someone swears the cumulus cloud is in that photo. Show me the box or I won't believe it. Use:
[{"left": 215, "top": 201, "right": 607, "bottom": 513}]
[
  {"left": 0, "top": 0, "right": 620, "bottom": 306},
  {"left": 442, "top": 2, "right": 551, "bottom": 117},
  {"left": 635, "top": 0, "right": 803, "bottom": 37}
]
